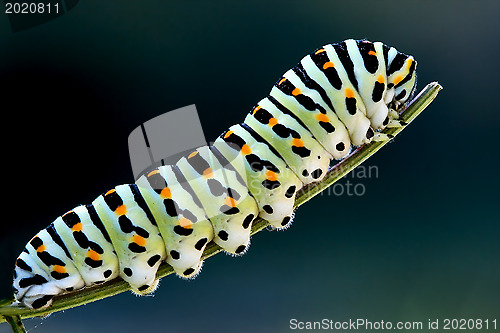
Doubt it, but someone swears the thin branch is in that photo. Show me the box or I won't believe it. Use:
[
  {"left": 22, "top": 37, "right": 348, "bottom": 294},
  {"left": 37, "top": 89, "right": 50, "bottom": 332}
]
[
  {"left": 5, "top": 316, "right": 26, "bottom": 333},
  {"left": 0, "top": 82, "right": 442, "bottom": 327}
]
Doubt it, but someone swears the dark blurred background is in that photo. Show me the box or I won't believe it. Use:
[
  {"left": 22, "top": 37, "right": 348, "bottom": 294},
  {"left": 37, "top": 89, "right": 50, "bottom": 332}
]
[{"left": 0, "top": 1, "right": 498, "bottom": 332}]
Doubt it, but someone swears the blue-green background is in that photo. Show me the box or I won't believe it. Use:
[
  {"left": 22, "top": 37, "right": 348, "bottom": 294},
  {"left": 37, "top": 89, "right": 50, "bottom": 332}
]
[{"left": 0, "top": 1, "right": 498, "bottom": 332}]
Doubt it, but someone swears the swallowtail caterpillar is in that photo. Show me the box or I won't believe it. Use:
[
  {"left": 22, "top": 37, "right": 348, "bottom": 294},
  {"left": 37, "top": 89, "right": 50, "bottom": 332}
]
[{"left": 12, "top": 39, "right": 417, "bottom": 310}]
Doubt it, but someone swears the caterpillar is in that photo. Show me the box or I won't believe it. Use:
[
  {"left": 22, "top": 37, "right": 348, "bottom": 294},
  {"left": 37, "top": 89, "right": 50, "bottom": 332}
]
[{"left": 12, "top": 39, "right": 417, "bottom": 310}]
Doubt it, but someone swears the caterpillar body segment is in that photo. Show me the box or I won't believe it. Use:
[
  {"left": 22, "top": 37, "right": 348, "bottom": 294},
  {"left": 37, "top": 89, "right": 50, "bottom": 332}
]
[
  {"left": 12, "top": 39, "right": 418, "bottom": 310},
  {"left": 345, "top": 40, "right": 390, "bottom": 129},
  {"left": 175, "top": 145, "right": 259, "bottom": 255},
  {"left": 136, "top": 166, "right": 213, "bottom": 279},
  {"left": 213, "top": 124, "right": 303, "bottom": 229},
  {"left": 272, "top": 63, "right": 353, "bottom": 159},
  {"left": 92, "top": 185, "right": 167, "bottom": 295},
  {"left": 52, "top": 205, "right": 120, "bottom": 286},
  {"left": 244, "top": 97, "right": 333, "bottom": 185}
]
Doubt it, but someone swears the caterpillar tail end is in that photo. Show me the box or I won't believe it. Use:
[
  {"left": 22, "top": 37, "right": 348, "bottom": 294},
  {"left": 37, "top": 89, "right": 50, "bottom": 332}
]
[{"left": 13, "top": 254, "right": 62, "bottom": 310}]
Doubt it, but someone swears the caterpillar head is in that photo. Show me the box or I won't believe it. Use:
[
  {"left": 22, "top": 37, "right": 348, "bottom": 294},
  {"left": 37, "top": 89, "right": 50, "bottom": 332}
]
[{"left": 387, "top": 56, "right": 418, "bottom": 111}]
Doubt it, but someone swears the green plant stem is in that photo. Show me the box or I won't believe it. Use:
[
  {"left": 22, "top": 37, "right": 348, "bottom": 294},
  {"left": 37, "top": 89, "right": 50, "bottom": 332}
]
[
  {"left": 0, "top": 82, "right": 442, "bottom": 328},
  {"left": 5, "top": 316, "right": 26, "bottom": 333}
]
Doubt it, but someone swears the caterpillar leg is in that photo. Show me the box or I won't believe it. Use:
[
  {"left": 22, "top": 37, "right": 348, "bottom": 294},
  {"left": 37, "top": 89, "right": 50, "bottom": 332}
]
[
  {"left": 386, "top": 119, "right": 407, "bottom": 128},
  {"left": 372, "top": 132, "right": 394, "bottom": 142},
  {"left": 381, "top": 108, "right": 408, "bottom": 129}
]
